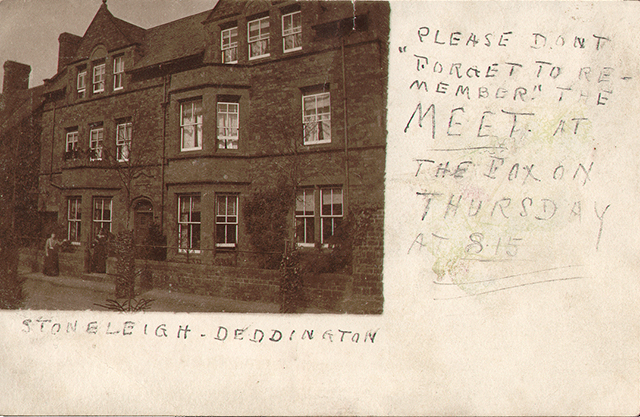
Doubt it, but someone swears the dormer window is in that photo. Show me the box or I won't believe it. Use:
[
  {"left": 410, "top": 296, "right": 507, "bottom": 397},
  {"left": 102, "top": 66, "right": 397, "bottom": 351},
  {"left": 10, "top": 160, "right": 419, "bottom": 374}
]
[
  {"left": 113, "top": 56, "right": 124, "bottom": 90},
  {"left": 248, "top": 16, "right": 270, "bottom": 60},
  {"left": 77, "top": 68, "right": 87, "bottom": 99},
  {"left": 282, "top": 11, "right": 302, "bottom": 52},
  {"left": 93, "top": 62, "right": 105, "bottom": 93},
  {"left": 221, "top": 27, "right": 238, "bottom": 64}
]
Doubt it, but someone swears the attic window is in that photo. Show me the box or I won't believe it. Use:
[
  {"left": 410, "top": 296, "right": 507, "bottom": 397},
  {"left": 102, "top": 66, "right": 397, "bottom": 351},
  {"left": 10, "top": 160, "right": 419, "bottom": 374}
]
[
  {"left": 113, "top": 55, "right": 124, "bottom": 90},
  {"left": 93, "top": 61, "right": 105, "bottom": 93},
  {"left": 248, "top": 16, "right": 270, "bottom": 60},
  {"left": 77, "top": 66, "right": 87, "bottom": 98},
  {"left": 282, "top": 11, "right": 302, "bottom": 52},
  {"left": 221, "top": 27, "right": 238, "bottom": 64}
]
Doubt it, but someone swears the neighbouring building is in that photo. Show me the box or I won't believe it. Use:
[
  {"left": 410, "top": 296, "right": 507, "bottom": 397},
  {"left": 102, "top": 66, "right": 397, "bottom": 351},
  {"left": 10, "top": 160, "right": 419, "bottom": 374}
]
[
  {"left": 0, "top": 61, "right": 44, "bottom": 307},
  {"left": 31, "top": 0, "right": 388, "bottom": 313}
]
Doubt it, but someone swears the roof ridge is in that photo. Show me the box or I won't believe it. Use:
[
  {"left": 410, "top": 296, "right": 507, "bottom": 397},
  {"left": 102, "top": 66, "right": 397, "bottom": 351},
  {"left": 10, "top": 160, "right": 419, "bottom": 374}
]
[{"left": 145, "top": 9, "right": 211, "bottom": 33}]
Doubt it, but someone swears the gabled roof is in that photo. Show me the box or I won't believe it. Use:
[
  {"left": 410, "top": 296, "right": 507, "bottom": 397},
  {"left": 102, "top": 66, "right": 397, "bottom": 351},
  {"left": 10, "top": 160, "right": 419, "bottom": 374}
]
[
  {"left": 131, "top": 10, "right": 210, "bottom": 71},
  {"left": 74, "top": 2, "right": 145, "bottom": 60},
  {"left": 204, "top": 0, "right": 272, "bottom": 23}
]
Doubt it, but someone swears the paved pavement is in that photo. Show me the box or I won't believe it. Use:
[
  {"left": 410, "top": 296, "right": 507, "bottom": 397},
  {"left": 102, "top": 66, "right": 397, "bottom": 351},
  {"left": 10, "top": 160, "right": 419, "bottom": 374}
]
[{"left": 18, "top": 269, "right": 281, "bottom": 313}]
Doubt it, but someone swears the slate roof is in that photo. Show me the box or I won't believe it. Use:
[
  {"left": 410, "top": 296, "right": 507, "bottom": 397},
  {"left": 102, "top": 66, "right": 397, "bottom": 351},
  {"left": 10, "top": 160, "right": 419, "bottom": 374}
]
[
  {"left": 203, "top": 0, "right": 249, "bottom": 23},
  {"left": 131, "top": 10, "right": 211, "bottom": 71}
]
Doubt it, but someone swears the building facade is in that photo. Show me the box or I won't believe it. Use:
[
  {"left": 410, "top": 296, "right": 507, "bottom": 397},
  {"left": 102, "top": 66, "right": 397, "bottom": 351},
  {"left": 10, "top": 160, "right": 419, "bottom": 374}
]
[{"left": 34, "top": 0, "right": 388, "bottom": 312}]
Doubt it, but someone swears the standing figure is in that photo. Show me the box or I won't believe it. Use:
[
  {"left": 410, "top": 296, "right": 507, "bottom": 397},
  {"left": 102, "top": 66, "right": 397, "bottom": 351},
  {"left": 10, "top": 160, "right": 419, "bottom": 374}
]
[
  {"left": 43, "top": 233, "right": 63, "bottom": 276},
  {"left": 91, "top": 229, "right": 108, "bottom": 273}
]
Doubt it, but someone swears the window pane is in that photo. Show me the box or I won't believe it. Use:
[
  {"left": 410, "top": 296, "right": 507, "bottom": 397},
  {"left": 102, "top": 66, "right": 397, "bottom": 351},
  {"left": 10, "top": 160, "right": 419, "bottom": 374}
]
[
  {"left": 322, "top": 218, "right": 333, "bottom": 242},
  {"left": 182, "top": 126, "right": 194, "bottom": 149},
  {"left": 182, "top": 103, "right": 193, "bottom": 122},
  {"left": 216, "top": 224, "right": 226, "bottom": 244},
  {"left": 179, "top": 226, "right": 189, "bottom": 248},
  {"left": 295, "top": 220, "right": 304, "bottom": 243},
  {"left": 194, "top": 101, "right": 202, "bottom": 123},
  {"left": 227, "top": 224, "right": 237, "bottom": 244},
  {"left": 296, "top": 191, "right": 305, "bottom": 214},
  {"left": 217, "top": 196, "right": 226, "bottom": 215},
  {"left": 306, "top": 219, "right": 314, "bottom": 243},
  {"left": 228, "top": 196, "right": 237, "bottom": 215},
  {"left": 192, "top": 224, "right": 201, "bottom": 249},
  {"left": 304, "top": 96, "right": 316, "bottom": 115}
]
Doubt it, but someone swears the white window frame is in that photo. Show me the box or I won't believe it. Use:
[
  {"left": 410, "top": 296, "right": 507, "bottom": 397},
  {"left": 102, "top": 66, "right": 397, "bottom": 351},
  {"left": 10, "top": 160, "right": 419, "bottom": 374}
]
[
  {"left": 178, "top": 195, "right": 201, "bottom": 253},
  {"left": 180, "top": 99, "right": 203, "bottom": 151},
  {"left": 92, "top": 63, "right": 105, "bottom": 93},
  {"left": 116, "top": 121, "right": 132, "bottom": 162},
  {"left": 248, "top": 16, "right": 270, "bottom": 60},
  {"left": 77, "top": 70, "right": 87, "bottom": 98},
  {"left": 67, "top": 197, "right": 82, "bottom": 245},
  {"left": 302, "top": 91, "right": 331, "bottom": 145},
  {"left": 89, "top": 126, "right": 104, "bottom": 161},
  {"left": 320, "top": 187, "right": 343, "bottom": 245},
  {"left": 221, "top": 27, "right": 238, "bottom": 64},
  {"left": 217, "top": 102, "right": 239, "bottom": 149},
  {"left": 215, "top": 194, "right": 238, "bottom": 248},
  {"left": 65, "top": 130, "right": 78, "bottom": 153},
  {"left": 113, "top": 56, "right": 124, "bottom": 90},
  {"left": 92, "top": 197, "right": 112, "bottom": 237},
  {"left": 295, "top": 188, "right": 315, "bottom": 247},
  {"left": 282, "top": 11, "right": 302, "bottom": 53}
]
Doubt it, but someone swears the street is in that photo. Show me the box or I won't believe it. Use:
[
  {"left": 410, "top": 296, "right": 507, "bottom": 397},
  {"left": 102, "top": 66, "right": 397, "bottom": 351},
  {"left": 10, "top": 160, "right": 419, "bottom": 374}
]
[{"left": 19, "top": 271, "right": 281, "bottom": 313}]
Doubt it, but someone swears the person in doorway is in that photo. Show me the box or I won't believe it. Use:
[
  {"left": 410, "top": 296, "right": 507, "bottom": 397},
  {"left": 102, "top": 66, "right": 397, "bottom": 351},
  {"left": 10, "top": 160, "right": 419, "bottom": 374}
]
[
  {"left": 43, "top": 233, "right": 65, "bottom": 276},
  {"left": 91, "top": 229, "right": 108, "bottom": 273}
]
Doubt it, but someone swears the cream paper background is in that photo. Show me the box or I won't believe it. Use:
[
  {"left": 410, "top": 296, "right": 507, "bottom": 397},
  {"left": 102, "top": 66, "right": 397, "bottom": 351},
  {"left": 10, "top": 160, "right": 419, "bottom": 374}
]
[{"left": 2, "top": 1, "right": 640, "bottom": 415}]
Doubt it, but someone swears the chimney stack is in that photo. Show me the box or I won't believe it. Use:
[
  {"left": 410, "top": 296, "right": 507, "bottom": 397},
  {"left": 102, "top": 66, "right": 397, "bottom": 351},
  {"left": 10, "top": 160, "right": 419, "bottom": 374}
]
[
  {"left": 2, "top": 61, "right": 31, "bottom": 94},
  {"left": 57, "top": 32, "right": 82, "bottom": 73}
]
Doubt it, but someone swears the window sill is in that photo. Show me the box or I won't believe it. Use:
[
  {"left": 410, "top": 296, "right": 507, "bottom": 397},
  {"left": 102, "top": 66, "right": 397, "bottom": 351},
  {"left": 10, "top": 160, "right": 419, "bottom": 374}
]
[
  {"left": 215, "top": 244, "right": 236, "bottom": 249},
  {"left": 178, "top": 249, "right": 201, "bottom": 254},
  {"left": 283, "top": 47, "right": 302, "bottom": 53},
  {"left": 180, "top": 147, "right": 203, "bottom": 152},
  {"left": 113, "top": 87, "right": 123, "bottom": 91},
  {"left": 296, "top": 243, "right": 315, "bottom": 248},
  {"left": 249, "top": 54, "right": 270, "bottom": 61},
  {"left": 303, "top": 139, "right": 332, "bottom": 146}
]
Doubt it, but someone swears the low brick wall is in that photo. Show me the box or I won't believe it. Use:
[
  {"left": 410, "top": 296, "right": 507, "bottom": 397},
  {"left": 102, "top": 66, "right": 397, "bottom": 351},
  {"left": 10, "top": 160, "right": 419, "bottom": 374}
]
[
  {"left": 137, "top": 259, "right": 281, "bottom": 304},
  {"left": 20, "top": 248, "right": 383, "bottom": 313},
  {"left": 20, "top": 247, "right": 88, "bottom": 275}
]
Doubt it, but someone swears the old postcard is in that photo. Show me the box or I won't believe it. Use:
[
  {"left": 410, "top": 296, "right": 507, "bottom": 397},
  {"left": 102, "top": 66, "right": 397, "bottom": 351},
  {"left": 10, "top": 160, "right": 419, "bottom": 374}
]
[{"left": 0, "top": 0, "right": 639, "bottom": 415}]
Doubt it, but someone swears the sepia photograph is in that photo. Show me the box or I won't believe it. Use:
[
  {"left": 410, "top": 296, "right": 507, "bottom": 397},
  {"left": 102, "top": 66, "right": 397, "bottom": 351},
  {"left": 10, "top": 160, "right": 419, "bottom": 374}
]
[
  {"left": 3, "top": 0, "right": 640, "bottom": 415},
  {"left": 0, "top": 0, "right": 387, "bottom": 314}
]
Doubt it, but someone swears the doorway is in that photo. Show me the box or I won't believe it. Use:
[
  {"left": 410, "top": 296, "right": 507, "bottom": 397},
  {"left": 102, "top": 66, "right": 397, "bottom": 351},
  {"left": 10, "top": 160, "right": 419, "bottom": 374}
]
[{"left": 134, "top": 200, "right": 153, "bottom": 259}]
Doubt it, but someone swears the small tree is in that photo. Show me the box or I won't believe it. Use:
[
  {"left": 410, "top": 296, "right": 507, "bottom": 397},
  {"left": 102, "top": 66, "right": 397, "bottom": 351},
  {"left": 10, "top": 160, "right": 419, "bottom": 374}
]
[{"left": 93, "top": 123, "right": 156, "bottom": 303}]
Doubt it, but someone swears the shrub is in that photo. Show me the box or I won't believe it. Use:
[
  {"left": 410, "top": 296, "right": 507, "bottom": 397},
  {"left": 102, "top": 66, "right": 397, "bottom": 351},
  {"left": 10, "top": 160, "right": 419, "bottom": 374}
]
[{"left": 243, "top": 179, "right": 294, "bottom": 269}]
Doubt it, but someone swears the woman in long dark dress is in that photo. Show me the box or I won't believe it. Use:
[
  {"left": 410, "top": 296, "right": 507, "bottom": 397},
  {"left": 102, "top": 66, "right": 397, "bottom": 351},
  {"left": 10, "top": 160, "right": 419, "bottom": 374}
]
[
  {"left": 43, "top": 233, "right": 62, "bottom": 276},
  {"left": 91, "top": 229, "right": 108, "bottom": 273}
]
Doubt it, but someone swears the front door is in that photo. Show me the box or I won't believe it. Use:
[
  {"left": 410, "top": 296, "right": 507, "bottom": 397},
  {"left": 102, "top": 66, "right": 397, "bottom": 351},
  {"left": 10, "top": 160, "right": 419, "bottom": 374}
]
[{"left": 134, "top": 200, "right": 153, "bottom": 258}]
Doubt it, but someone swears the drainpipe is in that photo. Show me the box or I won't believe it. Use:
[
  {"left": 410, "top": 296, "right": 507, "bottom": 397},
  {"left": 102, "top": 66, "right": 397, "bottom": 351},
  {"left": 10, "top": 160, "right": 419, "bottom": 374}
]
[
  {"left": 49, "top": 101, "right": 56, "bottom": 184},
  {"left": 341, "top": 36, "right": 349, "bottom": 218},
  {"left": 160, "top": 72, "right": 168, "bottom": 229}
]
